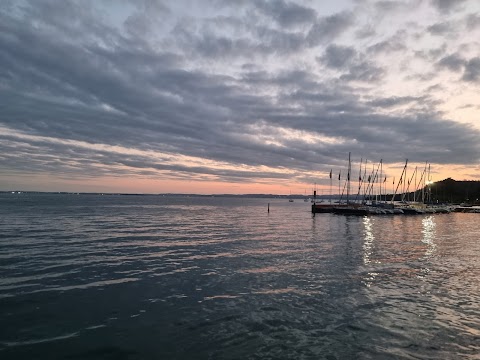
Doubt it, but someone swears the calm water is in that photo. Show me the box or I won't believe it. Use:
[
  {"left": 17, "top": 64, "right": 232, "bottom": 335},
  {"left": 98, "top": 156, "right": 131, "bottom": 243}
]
[{"left": 1, "top": 194, "right": 479, "bottom": 359}]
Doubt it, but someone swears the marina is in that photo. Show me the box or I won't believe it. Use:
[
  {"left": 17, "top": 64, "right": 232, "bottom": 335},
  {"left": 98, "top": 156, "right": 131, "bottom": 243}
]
[{"left": 310, "top": 153, "right": 480, "bottom": 216}]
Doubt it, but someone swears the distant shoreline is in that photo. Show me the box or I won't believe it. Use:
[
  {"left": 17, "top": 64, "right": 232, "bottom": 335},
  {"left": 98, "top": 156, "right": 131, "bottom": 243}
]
[
  {"left": 0, "top": 191, "right": 320, "bottom": 199},
  {"left": 2, "top": 178, "right": 479, "bottom": 203}
]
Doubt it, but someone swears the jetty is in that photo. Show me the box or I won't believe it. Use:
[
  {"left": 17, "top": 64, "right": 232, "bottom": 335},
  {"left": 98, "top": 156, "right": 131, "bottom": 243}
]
[{"left": 454, "top": 206, "right": 480, "bottom": 213}]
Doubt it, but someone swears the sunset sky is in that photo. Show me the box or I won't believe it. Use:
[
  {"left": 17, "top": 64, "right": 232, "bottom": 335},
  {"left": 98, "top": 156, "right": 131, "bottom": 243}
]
[{"left": 1, "top": 0, "right": 479, "bottom": 194}]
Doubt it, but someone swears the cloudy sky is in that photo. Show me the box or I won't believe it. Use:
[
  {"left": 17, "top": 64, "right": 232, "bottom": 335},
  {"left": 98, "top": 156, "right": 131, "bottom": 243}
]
[{"left": 1, "top": 0, "right": 479, "bottom": 194}]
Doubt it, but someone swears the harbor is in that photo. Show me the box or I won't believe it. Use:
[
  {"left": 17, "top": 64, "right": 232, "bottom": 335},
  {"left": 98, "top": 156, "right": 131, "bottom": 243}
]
[{"left": 309, "top": 153, "right": 480, "bottom": 216}]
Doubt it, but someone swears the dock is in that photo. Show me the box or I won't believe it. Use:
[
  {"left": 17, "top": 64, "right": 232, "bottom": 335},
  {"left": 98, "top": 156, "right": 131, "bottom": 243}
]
[
  {"left": 312, "top": 202, "right": 460, "bottom": 215},
  {"left": 454, "top": 206, "right": 480, "bottom": 213}
]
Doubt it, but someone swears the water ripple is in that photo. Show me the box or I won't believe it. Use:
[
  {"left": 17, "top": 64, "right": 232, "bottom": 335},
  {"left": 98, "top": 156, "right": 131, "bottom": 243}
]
[{"left": 1, "top": 195, "right": 480, "bottom": 359}]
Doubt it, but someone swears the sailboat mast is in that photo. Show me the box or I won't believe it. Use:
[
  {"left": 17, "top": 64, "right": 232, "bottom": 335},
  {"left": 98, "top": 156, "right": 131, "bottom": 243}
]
[
  {"left": 355, "top": 158, "right": 363, "bottom": 203},
  {"left": 404, "top": 166, "right": 417, "bottom": 203},
  {"left": 329, "top": 169, "right": 332, "bottom": 204},
  {"left": 428, "top": 163, "right": 431, "bottom": 203},
  {"left": 346, "top": 152, "right": 351, "bottom": 204},
  {"left": 338, "top": 170, "right": 341, "bottom": 203},
  {"left": 422, "top": 161, "right": 427, "bottom": 203},
  {"left": 391, "top": 159, "right": 408, "bottom": 203},
  {"left": 379, "top": 159, "right": 383, "bottom": 202},
  {"left": 413, "top": 166, "right": 418, "bottom": 202},
  {"left": 362, "top": 159, "right": 368, "bottom": 202}
]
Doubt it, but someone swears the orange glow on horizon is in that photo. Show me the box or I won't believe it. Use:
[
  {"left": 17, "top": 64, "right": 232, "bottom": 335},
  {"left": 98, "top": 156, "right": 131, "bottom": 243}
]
[{"left": 1, "top": 162, "right": 478, "bottom": 196}]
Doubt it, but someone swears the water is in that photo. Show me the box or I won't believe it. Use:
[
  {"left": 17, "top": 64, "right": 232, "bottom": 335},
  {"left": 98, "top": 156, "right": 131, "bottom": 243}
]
[{"left": 1, "top": 194, "right": 479, "bottom": 359}]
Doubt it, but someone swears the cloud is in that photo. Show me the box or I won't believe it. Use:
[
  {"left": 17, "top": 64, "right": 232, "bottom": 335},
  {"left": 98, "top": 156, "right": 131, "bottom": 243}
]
[
  {"left": 319, "top": 44, "right": 385, "bottom": 82},
  {"left": 430, "top": 0, "right": 468, "bottom": 13},
  {"left": 465, "top": 13, "right": 480, "bottom": 30},
  {"left": 321, "top": 44, "right": 357, "bottom": 69},
  {"left": 339, "top": 62, "right": 385, "bottom": 82},
  {"left": 437, "top": 54, "right": 466, "bottom": 71},
  {"left": 1, "top": 0, "right": 480, "bottom": 191},
  {"left": 437, "top": 54, "right": 480, "bottom": 83},
  {"left": 427, "top": 22, "right": 453, "bottom": 35},
  {"left": 355, "top": 24, "right": 376, "bottom": 39},
  {"left": 366, "top": 96, "right": 426, "bottom": 108},
  {"left": 173, "top": 8, "right": 354, "bottom": 59},
  {"left": 375, "top": 1, "right": 404, "bottom": 12},
  {"left": 306, "top": 11, "right": 355, "bottom": 46},
  {"left": 253, "top": 26, "right": 306, "bottom": 54},
  {"left": 184, "top": 33, "right": 260, "bottom": 59},
  {"left": 462, "top": 57, "right": 480, "bottom": 82},
  {"left": 366, "top": 30, "right": 408, "bottom": 55},
  {"left": 255, "top": 0, "right": 317, "bottom": 28}
]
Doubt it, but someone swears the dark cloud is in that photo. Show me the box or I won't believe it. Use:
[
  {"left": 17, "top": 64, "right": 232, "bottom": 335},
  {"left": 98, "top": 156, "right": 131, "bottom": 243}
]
[
  {"left": 355, "top": 24, "right": 376, "bottom": 39},
  {"left": 306, "top": 11, "right": 355, "bottom": 46},
  {"left": 174, "top": 8, "right": 353, "bottom": 59},
  {"left": 366, "top": 30, "right": 408, "bottom": 55},
  {"left": 321, "top": 44, "right": 357, "bottom": 69},
  {"left": 131, "top": 0, "right": 170, "bottom": 14},
  {"left": 457, "top": 103, "right": 480, "bottom": 110},
  {"left": 404, "top": 71, "right": 437, "bottom": 82},
  {"left": 339, "top": 62, "right": 385, "bottom": 82},
  {"left": 366, "top": 96, "right": 426, "bottom": 108},
  {"left": 184, "top": 33, "right": 260, "bottom": 59},
  {"left": 253, "top": 26, "right": 305, "bottom": 54},
  {"left": 437, "top": 54, "right": 466, "bottom": 71},
  {"left": 462, "top": 57, "right": 480, "bottom": 82},
  {"left": 427, "top": 22, "right": 453, "bottom": 35},
  {"left": 255, "top": 0, "right": 317, "bottom": 27},
  {"left": 430, "top": 0, "right": 468, "bottom": 13},
  {"left": 414, "top": 44, "right": 447, "bottom": 62},
  {"left": 465, "top": 13, "right": 480, "bottom": 30},
  {"left": 367, "top": 39, "right": 407, "bottom": 54},
  {"left": 319, "top": 45, "right": 385, "bottom": 83},
  {"left": 425, "top": 83, "right": 444, "bottom": 92},
  {"left": 375, "top": 1, "right": 404, "bottom": 12}
]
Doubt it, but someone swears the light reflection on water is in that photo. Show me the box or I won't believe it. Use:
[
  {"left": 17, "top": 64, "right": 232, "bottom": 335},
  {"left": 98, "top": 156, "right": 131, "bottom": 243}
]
[
  {"left": 361, "top": 216, "right": 379, "bottom": 287},
  {"left": 422, "top": 215, "right": 437, "bottom": 258},
  {"left": 0, "top": 194, "right": 480, "bottom": 359},
  {"left": 362, "top": 216, "right": 374, "bottom": 265}
]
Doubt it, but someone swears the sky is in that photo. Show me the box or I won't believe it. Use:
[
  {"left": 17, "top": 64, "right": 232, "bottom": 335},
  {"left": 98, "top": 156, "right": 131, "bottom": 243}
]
[{"left": 1, "top": 0, "right": 479, "bottom": 194}]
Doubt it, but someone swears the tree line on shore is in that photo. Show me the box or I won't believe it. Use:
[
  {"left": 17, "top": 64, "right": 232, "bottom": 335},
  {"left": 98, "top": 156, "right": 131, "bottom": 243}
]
[{"left": 387, "top": 178, "right": 480, "bottom": 204}]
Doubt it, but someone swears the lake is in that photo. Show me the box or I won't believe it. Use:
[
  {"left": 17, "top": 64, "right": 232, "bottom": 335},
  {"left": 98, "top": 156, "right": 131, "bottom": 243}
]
[{"left": 1, "top": 194, "right": 479, "bottom": 359}]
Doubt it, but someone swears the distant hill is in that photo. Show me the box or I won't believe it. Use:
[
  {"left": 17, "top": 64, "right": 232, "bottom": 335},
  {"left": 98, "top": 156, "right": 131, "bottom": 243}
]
[
  {"left": 384, "top": 178, "right": 480, "bottom": 204},
  {"left": 428, "top": 178, "right": 480, "bottom": 204}
]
